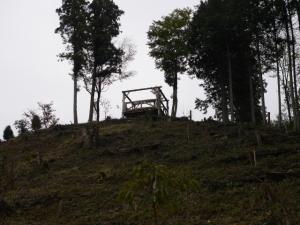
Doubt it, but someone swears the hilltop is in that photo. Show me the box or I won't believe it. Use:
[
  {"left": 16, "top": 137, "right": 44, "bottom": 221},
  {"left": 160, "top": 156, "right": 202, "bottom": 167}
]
[{"left": 1, "top": 120, "right": 300, "bottom": 225}]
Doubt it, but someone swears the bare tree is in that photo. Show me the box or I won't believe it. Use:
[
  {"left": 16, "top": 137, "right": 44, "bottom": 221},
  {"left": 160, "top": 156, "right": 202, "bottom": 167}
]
[{"left": 84, "top": 38, "right": 136, "bottom": 122}]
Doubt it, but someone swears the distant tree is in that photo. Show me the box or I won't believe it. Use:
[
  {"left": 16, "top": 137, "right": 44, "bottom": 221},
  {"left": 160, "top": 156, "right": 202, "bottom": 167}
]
[
  {"left": 3, "top": 126, "right": 14, "bottom": 141},
  {"left": 31, "top": 115, "right": 41, "bottom": 132},
  {"left": 22, "top": 102, "right": 59, "bottom": 130},
  {"left": 14, "top": 119, "right": 29, "bottom": 135},
  {"left": 56, "top": 0, "right": 89, "bottom": 125},
  {"left": 148, "top": 8, "right": 191, "bottom": 118},
  {"left": 87, "top": 0, "right": 124, "bottom": 122},
  {"left": 38, "top": 102, "right": 59, "bottom": 128}
]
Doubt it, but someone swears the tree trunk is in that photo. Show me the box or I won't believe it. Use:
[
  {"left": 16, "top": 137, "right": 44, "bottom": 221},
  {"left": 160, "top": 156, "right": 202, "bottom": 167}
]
[
  {"left": 276, "top": 57, "right": 282, "bottom": 127},
  {"left": 96, "top": 77, "right": 102, "bottom": 122},
  {"left": 73, "top": 74, "right": 78, "bottom": 125},
  {"left": 226, "top": 43, "right": 234, "bottom": 122},
  {"left": 88, "top": 64, "right": 97, "bottom": 122},
  {"left": 295, "top": 0, "right": 300, "bottom": 33},
  {"left": 249, "top": 73, "right": 256, "bottom": 125},
  {"left": 171, "top": 73, "right": 178, "bottom": 118},
  {"left": 283, "top": 1, "right": 298, "bottom": 130},
  {"left": 256, "top": 40, "right": 267, "bottom": 125},
  {"left": 288, "top": 3, "right": 299, "bottom": 130},
  {"left": 282, "top": 72, "right": 292, "bottom": 123},
  {"left": 221, "top": 81, "right": 229, "bottom": 123},
  {"left": 272, "top": 0, "right": 282, "bottom": 127}
]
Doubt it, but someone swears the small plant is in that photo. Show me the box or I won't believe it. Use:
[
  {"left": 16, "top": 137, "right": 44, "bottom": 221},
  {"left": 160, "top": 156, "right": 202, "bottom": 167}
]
[
  {"left": 118, "top": 161, "right": 198, "bottom": 225},
  {"left": 3, "top": 126, "right": 14, "bottom": 141}
]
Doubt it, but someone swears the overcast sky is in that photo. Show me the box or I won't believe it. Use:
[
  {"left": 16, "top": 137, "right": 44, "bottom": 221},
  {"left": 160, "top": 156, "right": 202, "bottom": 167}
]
[{"left": 0, "top": 0, "right": 278, "bottom": 135}]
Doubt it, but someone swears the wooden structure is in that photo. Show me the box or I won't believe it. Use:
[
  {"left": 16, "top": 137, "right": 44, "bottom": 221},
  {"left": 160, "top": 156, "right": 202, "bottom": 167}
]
[{"left": 122, "top": 86, "right": 169, "bottom": 118}]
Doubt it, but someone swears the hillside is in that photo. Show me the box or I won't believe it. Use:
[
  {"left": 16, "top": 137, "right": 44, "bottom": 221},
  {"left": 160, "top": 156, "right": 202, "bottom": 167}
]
[{"left": 1, "top": 120, "right": 300, "bottom": 225}]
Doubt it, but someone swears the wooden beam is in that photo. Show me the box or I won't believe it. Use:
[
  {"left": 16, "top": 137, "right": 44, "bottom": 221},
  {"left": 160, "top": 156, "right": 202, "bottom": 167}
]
[
  {"left": 122, "top": 86, "right": 162, "bottom": 93},
  {"left": 159, "top": 89, "right": 168, "bottom": 102},
  {"left": 122, "top": 93, "right": 126, "bottom": 118},
  {"left": 127, "top": 99, "right": 157, "bottom": 105},
  {"left": 123, "top": 92, "right": 134, "bottom": 104}
]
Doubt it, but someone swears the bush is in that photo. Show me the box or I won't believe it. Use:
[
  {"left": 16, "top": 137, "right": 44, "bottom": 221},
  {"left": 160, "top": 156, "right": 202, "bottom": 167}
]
[
  {"left": 31, "top": 115, "right": 41, "bottom": 132},
  {"left": 14, "top": 119, "right": 29, "bottom": 134},
  {"left": 3, "top": 126, "right": 14, "bottom": 141}
]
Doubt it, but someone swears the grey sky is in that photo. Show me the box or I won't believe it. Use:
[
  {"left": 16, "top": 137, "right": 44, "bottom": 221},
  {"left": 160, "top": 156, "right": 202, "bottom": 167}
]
[{"left": 0, "top": 0, "right": 278, "bottom": 135}]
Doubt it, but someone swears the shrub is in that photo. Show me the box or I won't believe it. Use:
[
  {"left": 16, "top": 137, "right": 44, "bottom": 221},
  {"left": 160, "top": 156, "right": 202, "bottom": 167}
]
[
  {"left": 31, "top": 115, "right": 41, "bottom": 132},
  {"left": 14, "top": 119, "right": 29, "bottom": 134},
  {"left": 3, "top": 126, "right": 14, "bottom": 141}
]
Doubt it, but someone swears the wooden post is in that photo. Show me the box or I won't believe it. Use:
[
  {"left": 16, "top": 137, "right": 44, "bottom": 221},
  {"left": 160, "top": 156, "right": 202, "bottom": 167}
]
[
  {"left": 166, "top": 100, "right": 169, "bottom": 116},
  {"left": 253, "top": 147, "right": 257, "bottom": 167},
  {"left": 156, "top": 88, "right": 161, "bottom": 117},
  {"left": 189, "top": 110, "right": 192, "bottom": 121},
  {"left": 267, "top": 112, "right": 271, "bottom": 125},
  {"left": 122, "top": 92, "right": 126, "bottom": 118}
]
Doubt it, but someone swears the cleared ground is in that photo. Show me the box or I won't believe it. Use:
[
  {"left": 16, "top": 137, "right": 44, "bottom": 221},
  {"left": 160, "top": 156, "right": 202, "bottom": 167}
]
[{"left": 0, "top": 120, "right": 300, "bottom": 225}]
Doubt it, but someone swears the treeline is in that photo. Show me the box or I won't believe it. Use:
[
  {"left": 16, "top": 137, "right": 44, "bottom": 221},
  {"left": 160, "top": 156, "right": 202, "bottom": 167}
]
[
  {"left": 55, "top": 0, "right": 135, "bottom": 124},
  {"left": 5, "top": 0, "right": 299, "bottom": 140},
  {"left": 1, "top": 102, "right": 59, "bottom": 142},
  {"left": 148, "top": 0, "right": 300, "bottom": 131}
]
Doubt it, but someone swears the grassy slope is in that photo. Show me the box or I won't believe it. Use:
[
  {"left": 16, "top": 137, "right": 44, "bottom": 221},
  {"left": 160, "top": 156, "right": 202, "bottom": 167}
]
[{"left": 1, "top": 120, "right": 300, "bottom": 225}]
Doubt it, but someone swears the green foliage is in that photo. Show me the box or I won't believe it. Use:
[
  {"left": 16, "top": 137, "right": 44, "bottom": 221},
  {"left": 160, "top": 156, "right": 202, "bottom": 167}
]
[
  {"left": 3, "top": 126, "right": 14, "bottom": 141},
  {"left": 88, "top": 0, "right": 124, "bottom": 69},
  {"left": 31, "top": 115, "right": 41, "bottom": 132},
  {"left": 148, "top": 8, "right": 191, "bottom": 84},
  {"left": 55, "top": 0, "right": 88, "bottom": 78},
  {"left": 148, "top": 8, "right": 191, "bottom": 117}
]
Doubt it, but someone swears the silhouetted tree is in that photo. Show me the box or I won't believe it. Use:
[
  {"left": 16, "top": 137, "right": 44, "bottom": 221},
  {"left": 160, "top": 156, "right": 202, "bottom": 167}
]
[
  {"left": 188, "top": 0, "right": 278, "bottom": 123},
  {"left": 31, "top": 115, "right": 41, "bottom": 132},
  {"left": 38, "top": 102, "right": 59, "bottom": 128},
  {"left": 148, "top": 8, "right": 191, "bottom": 118},
  {"left": 14, "top": 119, "right": 29, "bottom": 135},
  {"left": 84, "top": 38, "right": 136, "bottom": 121},
  {"left": 87, "top": 0, "right": 124, "bottom": 122},
  {"left": 21, "top": 102, "right": 59, "bottom": 130},
  {"left": 56, "top": 0, "right": 89, "bottom": 125},
  {"left": 3, "top": 126, "right": 14, "bottom": 141}
]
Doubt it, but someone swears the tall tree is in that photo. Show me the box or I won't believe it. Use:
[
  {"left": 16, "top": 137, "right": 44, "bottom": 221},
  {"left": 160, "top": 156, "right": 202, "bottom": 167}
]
[
  {"left": 271, "top": 0, "right": 283, "bottom": 127},
  {"left": 287, "top": 0, "right": 300, "bottom": 130},
  {"left": 87, "top": 0, "right": 124, "bottom": 122},
  {"left": 148, "top": 8, "right": 191, "bottom": 118},
  {"left": 189, "top": 0, "right": 277, "bottom": 123},
  {"left": 282, "top": 0, "right": 299, "bottom": 130},
  {"left": 56, "top": 0, "right": 88, "bottom": 125}
]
